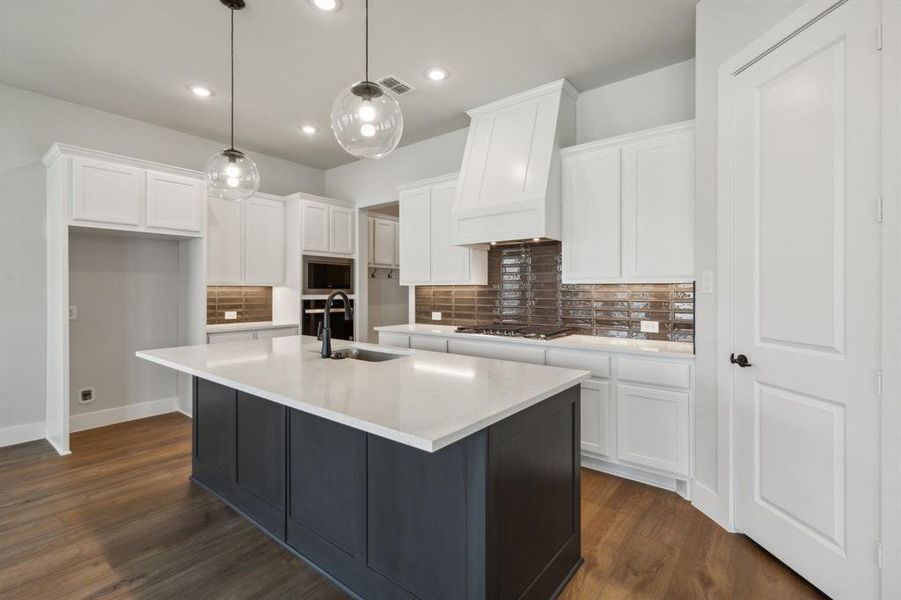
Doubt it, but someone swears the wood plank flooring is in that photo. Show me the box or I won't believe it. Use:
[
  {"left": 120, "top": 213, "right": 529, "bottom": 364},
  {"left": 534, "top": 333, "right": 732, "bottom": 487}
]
[{"left": 0, "top": 414, "right": 827, "bottom": 599}]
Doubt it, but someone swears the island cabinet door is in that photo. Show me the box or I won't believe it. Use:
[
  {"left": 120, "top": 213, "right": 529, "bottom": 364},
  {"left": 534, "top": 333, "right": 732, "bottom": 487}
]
[
  {"left": 234, "top": 392, "right": 287, "bottom": 537},
  {"left": 193, "top": 378, "right": 237, "bottom": 485}
]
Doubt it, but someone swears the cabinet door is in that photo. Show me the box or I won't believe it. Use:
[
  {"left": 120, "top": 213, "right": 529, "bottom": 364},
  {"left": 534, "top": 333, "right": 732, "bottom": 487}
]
[
  {"left": 71, "top": 156, "right": 143, "bottom": 226},
  {"left": 244, "top": 196, "right": 285, "bottom": 285},
  {"left": 302, "top": 200, "right": 329, "bottom": 252},
  {"left": 367, "top": 218, "right": 375, "bottom": 264},
  {"left": 328, "top": 205, "right": 355, "bottom": 255},
  {"left": 236, "top": 392, "right": 286, "bottom": 511},
  {"left": 399, "top": 187, "right": 431, "bottom": 284},
  {"left": 562, "top": 146, "right": 621, "bottom": 282},
  {"left": 145, "top": 170, "right": 202, "bottom": 233},
  {"left": 378, "top": 332, "right": 410, "bottom": 349},
  {"left": 207, "top": 197, "right": 243, "bottom": 284},
  {"left": 580, "top": 379, "right": 611, "bottom": 458},
  {"left": 616, "top": 383, "right": 690, "bottom": 476},
  {"left": 621, "top": 128, "right": 694, "bottom": 280},
  {"left": 195, "top": 378, "right": 236, "bottom": 477},
  {"left": 372, "top": 218, "right": 395, "bottom": 266},
  {"left": 409, "top": 335, "right": 447, "bottom": 353},
  {"left": 430, "top": 182, "right": 470, "bottom": 283}
]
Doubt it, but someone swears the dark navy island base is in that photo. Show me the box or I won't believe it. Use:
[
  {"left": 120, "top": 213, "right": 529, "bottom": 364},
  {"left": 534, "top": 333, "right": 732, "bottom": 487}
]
[{"left": 191, "top": 376, "right": 582, "bottom": 600}]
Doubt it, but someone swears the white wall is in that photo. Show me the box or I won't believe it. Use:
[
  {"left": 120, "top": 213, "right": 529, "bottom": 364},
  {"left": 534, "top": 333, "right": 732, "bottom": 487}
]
[
  {"left": 576, "top": 59, "right": 695, "bottom": 143},
  {"left": 68, "top": 233, "right": 179, "bottom": 417},
  {"left": 0, "top": 83, "right": 324, "bottom": 438},
  {"left": 324, "top": 61, "right": 696, "bottom": 206},
  {"left": 692, "top": 0, "right": 805, "bottom": 527},
  {"left": 367, "top": 273, "right": 408, "bottom": 342}
]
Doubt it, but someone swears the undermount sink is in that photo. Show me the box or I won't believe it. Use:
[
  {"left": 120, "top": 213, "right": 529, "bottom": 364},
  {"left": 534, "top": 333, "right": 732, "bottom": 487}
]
[{"left": 316, "top": 348, "right": 406, "bottom": 362}]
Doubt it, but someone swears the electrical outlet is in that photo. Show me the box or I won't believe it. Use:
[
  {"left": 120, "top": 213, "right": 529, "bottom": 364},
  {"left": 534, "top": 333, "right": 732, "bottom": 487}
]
[
  {"left": 224, "top": 310, "right": 238, "bottom": 320},
  {"left": 640, "top": 320, "right": 659, "bottom": 333},
  {"left": 78, "top": 387, "right": 95, "bottom": 404},
  {"left": 69, "top": 305, "right": 77, "bottom": 320},
  {"left": 431, "top": 311, "right": 442, "bottom": 321}
]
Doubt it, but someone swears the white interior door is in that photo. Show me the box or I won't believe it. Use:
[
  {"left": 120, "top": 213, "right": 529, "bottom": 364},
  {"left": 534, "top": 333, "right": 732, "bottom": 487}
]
[{"left": 731, "top": 2, "right": 881, "bottom": 598}]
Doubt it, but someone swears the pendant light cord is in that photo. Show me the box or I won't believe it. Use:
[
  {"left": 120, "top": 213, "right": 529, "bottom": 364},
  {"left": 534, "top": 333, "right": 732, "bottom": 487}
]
[
  {"left": 364, "top": 0, "right": 369, "bottom": 82},
  {"left": 230, "top": 7, "right": 235, "bottom": 150}
]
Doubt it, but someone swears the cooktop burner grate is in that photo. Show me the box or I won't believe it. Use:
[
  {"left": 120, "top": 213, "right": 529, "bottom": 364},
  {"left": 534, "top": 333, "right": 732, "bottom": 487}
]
[{"left": 454, "top": 323, "right": 574, "bottom": 340}]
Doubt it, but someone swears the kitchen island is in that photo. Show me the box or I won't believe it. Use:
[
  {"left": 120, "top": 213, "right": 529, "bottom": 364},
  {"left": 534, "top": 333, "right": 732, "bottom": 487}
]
[{"left": 137, "top": 336, "right": 590, "bottom": 600}]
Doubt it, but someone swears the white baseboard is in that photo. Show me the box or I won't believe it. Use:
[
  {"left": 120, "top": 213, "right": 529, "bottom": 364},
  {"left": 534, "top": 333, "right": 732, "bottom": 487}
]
[
  {"left": 0, "top": 421, "right": 46, "bottom": 448},
  {"left": 581, "top": 454, "right": 686, "bottom": 497},
  {"left": 69, "top": 397, "right": 178, "bottom": 433},
  {"left": 176, "top": 408, "right": 192, "bottom": 418},
  {"left": 690, "top": 479, "right": 734, "bottom": 531}
]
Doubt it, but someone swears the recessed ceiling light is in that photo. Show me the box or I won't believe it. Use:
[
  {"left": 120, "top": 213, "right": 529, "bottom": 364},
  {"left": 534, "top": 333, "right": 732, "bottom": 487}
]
[
  {"left": 301, "top": 124, "right": 317, "bottom": 135},
  {"left": 426, "top": 67, "right": 448, "bottom": 82},
  {"left": 188, "top": 84, "right": 213, "bottom": 97},
  {"left": 311, "top": 0, "right": 339, "bottom": 11}
]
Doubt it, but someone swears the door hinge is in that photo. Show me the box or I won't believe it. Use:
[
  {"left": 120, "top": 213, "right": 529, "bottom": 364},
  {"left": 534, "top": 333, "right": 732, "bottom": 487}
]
[
  {"left": 876, "top": 370, "right": 884, "bottom": 397},
  {"left": 877, "top": 540, "right": 884, "bottom": 569},
  {"left": 877, "top": 24, "right": 884, "bottom": 51},
  {"left": 877, "top": 197, "right": 884, "bottom": 223}
]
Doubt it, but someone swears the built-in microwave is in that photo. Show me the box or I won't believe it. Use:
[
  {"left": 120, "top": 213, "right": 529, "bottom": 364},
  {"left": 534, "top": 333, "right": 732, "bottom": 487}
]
[{"left": 302, "top": 255, "right": 354, "bottom": 295}]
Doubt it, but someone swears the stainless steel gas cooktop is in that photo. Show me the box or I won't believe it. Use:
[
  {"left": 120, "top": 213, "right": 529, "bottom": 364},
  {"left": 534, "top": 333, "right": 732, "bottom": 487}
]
[{"left": 454, "top": 323, "right": 574, "bottom": 340}]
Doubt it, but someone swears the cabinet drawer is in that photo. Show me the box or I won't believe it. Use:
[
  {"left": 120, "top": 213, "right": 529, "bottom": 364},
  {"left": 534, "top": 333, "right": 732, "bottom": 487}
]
[
  {"left": 616, "top": 383, "right": 689, "bottom": 477},
  {"left": 410, "top": 335, "right": 447, "bottom": 353},
  {"left": 546, "top": 348, "right": 611, "bottom": 379},
  {"left": 208, "top": 330, "right": 257, "bottom": 344},
  {"left": 379, "top": 332, "right": 410, "bottom": 349},
  {"left": 446, "top": 339, "right": 546, "bottom": 365},
  {"left": 257, "top": 327, "right": 298, "bottom": 339},
  {"left": 616, "top": 357, "right": 691, "bottom": 389}
]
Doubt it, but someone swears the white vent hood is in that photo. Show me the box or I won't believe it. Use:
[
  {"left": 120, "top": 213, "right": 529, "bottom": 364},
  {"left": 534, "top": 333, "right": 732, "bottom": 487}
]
[{"left": 451, "top": 79, "right": 578, "bottom": 245}]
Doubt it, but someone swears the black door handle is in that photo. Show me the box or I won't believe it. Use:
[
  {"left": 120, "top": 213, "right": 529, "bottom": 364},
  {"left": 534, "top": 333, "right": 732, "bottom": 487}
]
[{"left": 730, "top": 353, "right": 752, "bottom": 368}]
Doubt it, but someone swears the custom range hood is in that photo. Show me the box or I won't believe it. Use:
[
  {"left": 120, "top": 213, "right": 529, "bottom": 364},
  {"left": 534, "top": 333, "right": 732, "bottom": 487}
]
[{"left": 451, "top": 79, "right": 578, "bottom": 245}]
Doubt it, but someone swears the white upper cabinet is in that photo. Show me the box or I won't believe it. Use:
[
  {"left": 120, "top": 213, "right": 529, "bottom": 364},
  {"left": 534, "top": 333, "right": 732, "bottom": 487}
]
[
  {"left": 393, "top": 222, "right": 400, "bottom": 267},
  {"left": 399, "top": 175, "right": 488, "bottom": 286},
  {"left": 301, "top": 199, "right": 330, "bottom": 252},
  {"left": 562, "top": 146, "right": 622, "bottom": 281},
  {"left": 621, "top": 128, "right": 694, "bottom": 280},
  {"left": 296, "top": 196, "right": 355, "bottom": 256},
  {"left": 207, "top": 193, "right": 285, "bottom": 286},
  {"left": 398, "top": 187, "right": 432, "bottom": 284},
  {"left": 328, "top": 205, "right": 355, "bottom": 255},
  {"left": 46, "top": 145, "right": 204, "bottom": 238},
  {"left": 71, "top": 156, "right": 144, "bottom": 227},
  {"left": 371, "top": 217, "right": 396, "bottom": 267},
  {"left": 452, "top": 79, "right": 577, "bottom": 245},
  {"left": 207, "top": 196, "right": 243, "bottom": 284},
  {"left": 244, "top": 195, "right": 285, "bottom": 285},
  {"left": 561, "top": 121, "right": 695, "bottom": 283},
  {"left": 430, "top": 180, "right": 472, "bottom": 283},
  {"left": 145, "top": 170, "right": 203, "bottom": 233}
]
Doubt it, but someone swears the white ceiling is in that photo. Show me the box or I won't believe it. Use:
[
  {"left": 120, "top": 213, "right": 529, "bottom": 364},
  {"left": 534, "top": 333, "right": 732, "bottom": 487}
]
[{"left": 0, "top": 0, "right": 696, "bottom": 170}]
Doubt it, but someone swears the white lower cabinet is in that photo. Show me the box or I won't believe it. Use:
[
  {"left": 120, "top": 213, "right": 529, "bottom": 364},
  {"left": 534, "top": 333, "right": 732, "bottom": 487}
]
[
  {"left": 580, "top": 378, "right": 612, "bottom": 457},
  {"left": 616, "top": 383, "right": 690, "bottom": 477},
  {"left": 379, "top": 330, "right": 694, "bottom": 484}
]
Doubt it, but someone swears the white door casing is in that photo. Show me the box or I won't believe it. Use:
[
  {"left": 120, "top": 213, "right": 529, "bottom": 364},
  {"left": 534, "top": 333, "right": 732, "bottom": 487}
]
[{"left": 728, "top": 2, "right": 881, "bottom": 598}]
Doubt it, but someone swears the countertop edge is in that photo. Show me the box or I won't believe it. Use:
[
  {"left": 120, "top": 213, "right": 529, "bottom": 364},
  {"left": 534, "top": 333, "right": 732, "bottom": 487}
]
[
  {"left": 135, "top": 347, "right": 590, "bottom": 453},
  {"left": 206, "top": 321, "right": 300, "bottom": 334},
  {"left": 374, "top": 325, "right": 695, "bottom": 359}
]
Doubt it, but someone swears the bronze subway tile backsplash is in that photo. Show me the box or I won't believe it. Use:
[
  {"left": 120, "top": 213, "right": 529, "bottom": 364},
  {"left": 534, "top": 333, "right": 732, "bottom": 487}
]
[
  {"left": 414, "top": 241, "right": 694, "bottom": 342},
  {"left": 207, "top": 286, "right": 273, "bottom": 324}
]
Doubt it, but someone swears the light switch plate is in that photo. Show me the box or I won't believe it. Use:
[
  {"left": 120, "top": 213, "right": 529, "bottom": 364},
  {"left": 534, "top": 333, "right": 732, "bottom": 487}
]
[
  {"left": 701, "top": 270, "right": 715, "bottom": 294},
  {"left": 68, "top": 305, "right": 77, "bottom": 320},
  {"left": 224, "top": 310, "right": 238, "bottom": 320},
  {"left": 431, "top": 311, "right": 442, "bottom": 321},
  {"left": 640, "top": 320, "right": 659, "bottom": 333}
]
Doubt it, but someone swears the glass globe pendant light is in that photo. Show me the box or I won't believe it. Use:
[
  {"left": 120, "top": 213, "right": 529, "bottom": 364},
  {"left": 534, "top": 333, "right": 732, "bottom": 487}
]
[
  {"left": 205, "top": 0, "right": 260, "bottom": 201},
  {"left": 330, "top": 0, "right": 403, "bottom": 159}
]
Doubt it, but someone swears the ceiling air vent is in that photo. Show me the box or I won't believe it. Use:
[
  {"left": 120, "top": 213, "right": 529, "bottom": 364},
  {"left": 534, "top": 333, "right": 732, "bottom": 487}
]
[{"left": 377, "top": 74, "right": 416, "bottom": 97}]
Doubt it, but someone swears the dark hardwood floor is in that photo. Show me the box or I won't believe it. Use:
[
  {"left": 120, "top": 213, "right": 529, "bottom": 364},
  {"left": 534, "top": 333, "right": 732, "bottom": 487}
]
[{"left": 0, "top": 414, "right": 826, "bottom": 600}]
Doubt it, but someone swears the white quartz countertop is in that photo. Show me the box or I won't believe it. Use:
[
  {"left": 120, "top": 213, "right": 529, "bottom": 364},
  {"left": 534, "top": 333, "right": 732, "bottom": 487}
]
[
  {"left": 207, "top": 321, "right": 300, "bottom": 334},
  {"left": 375, "top": 324, "right": 695, "bottom": 359},
  {"left": 137, "top": 336, "right": 589, "bottom": 452}
]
